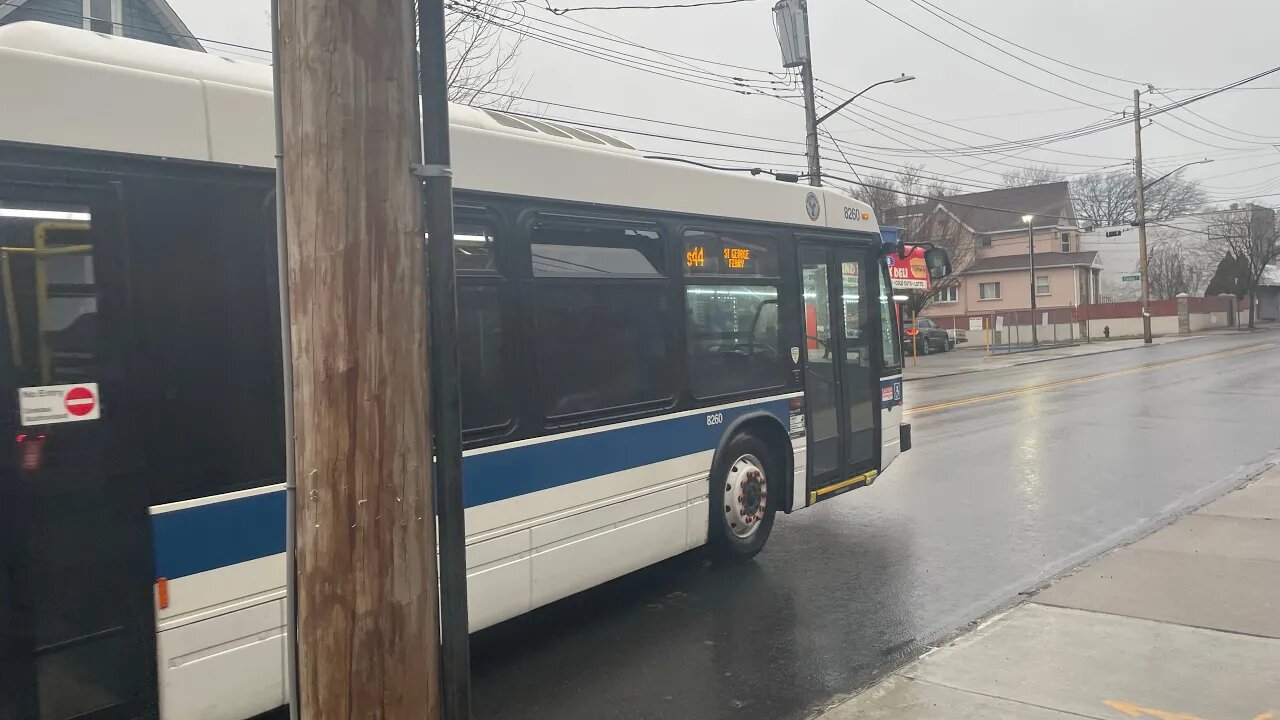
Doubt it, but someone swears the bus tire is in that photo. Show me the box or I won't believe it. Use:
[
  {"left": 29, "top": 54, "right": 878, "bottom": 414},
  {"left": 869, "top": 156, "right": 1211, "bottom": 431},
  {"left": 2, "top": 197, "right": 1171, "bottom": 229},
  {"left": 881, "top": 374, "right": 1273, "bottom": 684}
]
[{"left": 707, "top": 432, "right": 778, "bottom": 561}]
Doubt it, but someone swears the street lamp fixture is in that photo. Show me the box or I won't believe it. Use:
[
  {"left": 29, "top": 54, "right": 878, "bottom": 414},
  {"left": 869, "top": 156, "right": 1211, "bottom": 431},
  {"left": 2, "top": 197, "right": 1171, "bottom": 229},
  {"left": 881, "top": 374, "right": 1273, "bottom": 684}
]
[
  {"left": 815, "top": 74, "right": 916, "bottom": 127},
  {"left": 1141, "top": 158, "right": 1212, "bottom": 192}
]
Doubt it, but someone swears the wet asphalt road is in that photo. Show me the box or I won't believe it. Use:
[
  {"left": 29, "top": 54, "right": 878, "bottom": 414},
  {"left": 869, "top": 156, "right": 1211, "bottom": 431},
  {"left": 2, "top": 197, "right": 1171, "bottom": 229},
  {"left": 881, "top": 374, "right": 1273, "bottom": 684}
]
[{"left": 471, "top": 331, "right": 1280, "bottom": 720}]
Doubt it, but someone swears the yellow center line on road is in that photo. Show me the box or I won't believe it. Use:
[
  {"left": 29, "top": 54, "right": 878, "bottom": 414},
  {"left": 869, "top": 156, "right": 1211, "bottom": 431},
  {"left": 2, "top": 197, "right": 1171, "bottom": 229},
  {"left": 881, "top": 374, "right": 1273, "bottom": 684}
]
[{"left": 905, "top": 342, "right": 1276, "bottom": 417}]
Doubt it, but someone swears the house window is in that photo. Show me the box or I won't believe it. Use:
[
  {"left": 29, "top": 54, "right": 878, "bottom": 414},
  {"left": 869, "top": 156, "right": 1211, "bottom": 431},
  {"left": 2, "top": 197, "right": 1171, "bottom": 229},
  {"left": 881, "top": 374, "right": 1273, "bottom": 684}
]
[
  {"left": 979, "top": 281, "right": 1001, "bottom": 300},
  {"left": 935, "top": 285, "right": 958, "bottom": 303},
  {"left": 84, "top": 0, "right": 122, "bottom": 35},
  {"left": 1036, "top": 275, "right": 1050, "bottom": 295},
  {"left": 1060, "top": 232, "right": 1070, "bottom": 252},
  {"left": 978, "top": 234, "right": 992, "bottom": 248}
]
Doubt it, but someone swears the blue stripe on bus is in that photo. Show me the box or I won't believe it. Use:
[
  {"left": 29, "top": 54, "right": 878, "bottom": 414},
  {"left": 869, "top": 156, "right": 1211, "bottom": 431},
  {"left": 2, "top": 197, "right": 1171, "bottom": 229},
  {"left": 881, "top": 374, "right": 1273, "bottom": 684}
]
[
  {"left": 463, "top": 399, "right": 789, "bottom": 507},
  {"left": 151, "top": 490, "right": 286, "bottom": 580},
  {"left": 150, "top": 398, "right": 789, "bottom": 579}
]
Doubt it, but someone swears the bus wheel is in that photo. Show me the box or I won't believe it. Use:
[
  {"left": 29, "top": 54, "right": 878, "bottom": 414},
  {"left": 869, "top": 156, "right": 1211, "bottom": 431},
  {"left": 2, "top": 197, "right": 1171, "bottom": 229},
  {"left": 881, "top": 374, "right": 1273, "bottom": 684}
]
[{"left": 708, "top": 433, "right": 777, "bottom": 560}]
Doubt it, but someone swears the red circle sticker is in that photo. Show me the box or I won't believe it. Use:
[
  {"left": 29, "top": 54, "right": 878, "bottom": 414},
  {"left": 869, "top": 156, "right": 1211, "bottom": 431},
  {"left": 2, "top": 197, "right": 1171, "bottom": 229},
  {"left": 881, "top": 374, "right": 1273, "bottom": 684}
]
[{"left": 64, "top": 386, "right": 96, "bottom": 417}]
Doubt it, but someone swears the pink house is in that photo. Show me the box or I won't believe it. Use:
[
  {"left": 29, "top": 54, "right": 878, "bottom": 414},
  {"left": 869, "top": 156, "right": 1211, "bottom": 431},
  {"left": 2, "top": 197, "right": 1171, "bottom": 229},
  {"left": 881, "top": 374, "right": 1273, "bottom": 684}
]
[{"left": 887, "top": 182, "right": 1101, "bottom": 318}]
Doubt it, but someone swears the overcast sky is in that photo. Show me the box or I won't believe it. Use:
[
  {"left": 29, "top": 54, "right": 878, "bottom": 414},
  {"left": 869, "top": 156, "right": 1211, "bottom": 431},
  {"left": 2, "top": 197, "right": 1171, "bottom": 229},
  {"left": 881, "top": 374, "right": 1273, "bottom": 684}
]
[{"left": 170, "top": 0, "right": 1280, "bottom": 205}]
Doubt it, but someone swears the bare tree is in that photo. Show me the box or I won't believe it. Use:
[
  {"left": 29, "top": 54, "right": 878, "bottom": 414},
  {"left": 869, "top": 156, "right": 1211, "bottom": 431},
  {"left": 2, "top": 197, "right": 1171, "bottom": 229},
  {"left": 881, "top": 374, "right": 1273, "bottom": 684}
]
[
  {"left": 1206, "top": 204, "right": 1280, "bottom": 329},
  {"left": 1147, "top": 243, "right": 1208, "bottom": 299},
  {"left": 1145, "top": 222, "right": 1216, "bottom": 299},
  {"left": 417, "top": 0, "right": 527, "bottom": 109},
  {"left": 849, "top": 174, "right": 900, "bottom": 226},
  {"left": 849, "top": 164, "right": 959, "bottom": 227},
  {"left": 1070, "top": 168, "right": 1206, "bottom": 226},
  {"left": 1000, "top": 164, "right": 1062, "bottom": 188}
]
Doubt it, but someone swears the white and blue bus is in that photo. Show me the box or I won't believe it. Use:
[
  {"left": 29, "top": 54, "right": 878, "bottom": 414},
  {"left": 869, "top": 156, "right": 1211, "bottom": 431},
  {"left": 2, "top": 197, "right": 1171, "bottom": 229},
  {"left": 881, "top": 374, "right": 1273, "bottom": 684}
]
[{"left": 0, "top": 23, "right": 946, "bottom": 720}]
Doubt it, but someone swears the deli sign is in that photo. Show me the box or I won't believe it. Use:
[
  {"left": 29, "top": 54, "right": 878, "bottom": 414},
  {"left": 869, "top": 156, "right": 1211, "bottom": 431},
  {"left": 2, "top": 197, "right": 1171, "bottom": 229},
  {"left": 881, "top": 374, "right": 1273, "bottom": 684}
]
[{"left": 886, "top": 245, "right": 931, "bottom": 291}]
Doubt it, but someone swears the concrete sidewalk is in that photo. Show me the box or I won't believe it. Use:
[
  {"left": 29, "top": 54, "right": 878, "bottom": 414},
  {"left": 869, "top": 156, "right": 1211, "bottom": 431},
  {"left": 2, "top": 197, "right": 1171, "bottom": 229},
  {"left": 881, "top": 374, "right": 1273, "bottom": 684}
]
[
  {"left": 903, "top": 335, "right": 1194, "bottom": 381},
  {"left": 814, "top": 463, "right": 1280, "bottom": 720}
]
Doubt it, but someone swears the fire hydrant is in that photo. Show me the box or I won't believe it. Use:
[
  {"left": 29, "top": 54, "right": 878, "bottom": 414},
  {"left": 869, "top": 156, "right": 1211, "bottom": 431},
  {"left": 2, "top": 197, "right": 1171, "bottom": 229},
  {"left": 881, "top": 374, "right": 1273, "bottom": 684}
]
[{"left": 1103, "top": 325, "right": 1111, "bottom": 339}]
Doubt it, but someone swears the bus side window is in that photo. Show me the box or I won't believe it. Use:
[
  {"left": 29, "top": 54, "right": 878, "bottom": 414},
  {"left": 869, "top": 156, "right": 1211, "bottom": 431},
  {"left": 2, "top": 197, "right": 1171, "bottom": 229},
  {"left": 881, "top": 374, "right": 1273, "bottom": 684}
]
[
  {"left": 682, "top": 228, "right": 785, "bottom": 398},
  {"left": 528, "top": 221, "right": 671, "bottom": 420},
  {"left": 450, "top": 221, "right": 510, "bottom": 435},
  {"left": 132, "top": 179, "right": 284, "bottom": 504}
]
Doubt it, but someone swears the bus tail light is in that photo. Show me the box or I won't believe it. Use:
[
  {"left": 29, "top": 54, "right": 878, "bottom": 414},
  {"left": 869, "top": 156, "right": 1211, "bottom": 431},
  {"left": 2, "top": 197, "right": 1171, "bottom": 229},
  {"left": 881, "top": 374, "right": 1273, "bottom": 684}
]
[
  {"left": 16, "top": 433, "right": 46, "bottom": 471},
  {"left": 156, "top": 578, "right": 170, "bottom": 609}
]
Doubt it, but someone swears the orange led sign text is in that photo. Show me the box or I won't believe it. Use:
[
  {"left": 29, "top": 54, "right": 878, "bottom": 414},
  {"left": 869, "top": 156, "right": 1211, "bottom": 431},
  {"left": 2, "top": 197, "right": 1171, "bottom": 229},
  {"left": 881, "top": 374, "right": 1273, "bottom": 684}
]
[
  {"left": 686, "top": 245, "right": 706, "bottom": 268},
  {"left": 723, "top": 246, "right": 751, "bottom": 269}
]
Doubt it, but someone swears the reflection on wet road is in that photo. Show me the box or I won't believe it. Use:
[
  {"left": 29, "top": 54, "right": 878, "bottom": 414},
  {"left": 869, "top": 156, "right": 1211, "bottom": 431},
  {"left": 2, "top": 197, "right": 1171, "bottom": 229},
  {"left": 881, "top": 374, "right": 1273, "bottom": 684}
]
[{"left": 472, "top": 333, "right": 1280, "bottom": 720}]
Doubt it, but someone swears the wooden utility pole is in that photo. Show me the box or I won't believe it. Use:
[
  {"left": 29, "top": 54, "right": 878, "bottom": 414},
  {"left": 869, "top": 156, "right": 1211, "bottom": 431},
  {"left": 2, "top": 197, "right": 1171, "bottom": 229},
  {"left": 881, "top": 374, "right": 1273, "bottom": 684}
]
[
  {"left": 277, "top": 0, "right": 441, "bottom": 717},
  {"left": 1133, "top": 88, "right": 1153, "bottom": 344}
]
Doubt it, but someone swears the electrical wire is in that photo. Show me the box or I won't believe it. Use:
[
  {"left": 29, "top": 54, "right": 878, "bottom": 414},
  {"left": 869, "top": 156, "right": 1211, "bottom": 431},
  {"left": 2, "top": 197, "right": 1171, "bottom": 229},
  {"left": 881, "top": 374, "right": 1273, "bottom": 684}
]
[
  {"left": 913, "top": 0, "right": 1143, "bottom": 86},
  {"left": 1153, "top": 89, "right": 1280, "bottom": 143},
  {"left": 904, "top": 0, "right": 1131, "bottom": 102},
  {"left": 520, "top": 0, "right": 789, "bottom": 78},
  {"left": 544, "top": 0, "right": 760, "bottom": 14},
  {"left": 449, "top": 1, "right": 782, "bottom": 93},
  {"left": 0, "top": 0, "right": 272, "bottom": 61},
  {"left": 860, "top": 0, "right": 1117, "bottom": 112},
  {"left": 448, "top": 0, "right": 798, "bottom": 97}
]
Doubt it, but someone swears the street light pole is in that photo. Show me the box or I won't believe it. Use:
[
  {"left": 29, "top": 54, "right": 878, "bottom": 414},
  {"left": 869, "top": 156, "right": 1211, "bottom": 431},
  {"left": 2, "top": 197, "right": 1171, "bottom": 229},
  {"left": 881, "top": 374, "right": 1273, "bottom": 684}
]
[
  {"left": 806, "top": 74, "right": 915, "bottom": 186},
  {"left": 772, "top": 0, "right": 912, "bottom": 187},
  {"left": 1024, "top": 214, "right": 1038, "bottom": 346}
]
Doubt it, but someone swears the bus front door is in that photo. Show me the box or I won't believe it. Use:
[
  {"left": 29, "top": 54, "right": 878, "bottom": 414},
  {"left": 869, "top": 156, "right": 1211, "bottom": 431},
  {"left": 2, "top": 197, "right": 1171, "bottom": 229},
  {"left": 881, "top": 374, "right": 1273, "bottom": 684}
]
[
  {"left": 0, "top": 183, "right": 153, "bottom": 720},
  {"left": 799, "top": 242, "right": 878, "bottom": 503}
]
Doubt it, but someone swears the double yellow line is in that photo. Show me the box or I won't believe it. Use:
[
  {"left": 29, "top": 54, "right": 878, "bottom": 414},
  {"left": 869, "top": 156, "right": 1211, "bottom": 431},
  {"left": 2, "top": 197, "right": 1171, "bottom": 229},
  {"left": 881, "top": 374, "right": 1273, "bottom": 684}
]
[{"left": 906, "top": 342, "right": 1275, "bottom": 417}]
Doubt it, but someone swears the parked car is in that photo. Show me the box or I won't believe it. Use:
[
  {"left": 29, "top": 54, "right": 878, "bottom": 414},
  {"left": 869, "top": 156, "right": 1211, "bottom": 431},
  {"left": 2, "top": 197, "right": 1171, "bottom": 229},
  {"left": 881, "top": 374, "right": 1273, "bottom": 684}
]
[{"left": 902, "top": 317, "right": 954, "bottom": 354}]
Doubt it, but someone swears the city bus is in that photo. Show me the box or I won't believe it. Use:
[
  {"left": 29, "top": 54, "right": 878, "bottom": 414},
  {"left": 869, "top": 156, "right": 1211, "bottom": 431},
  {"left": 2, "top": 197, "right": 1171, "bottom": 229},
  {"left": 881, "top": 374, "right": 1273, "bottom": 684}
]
[{"left": 0, "top": 23, "right": 947, "bottom": 720}]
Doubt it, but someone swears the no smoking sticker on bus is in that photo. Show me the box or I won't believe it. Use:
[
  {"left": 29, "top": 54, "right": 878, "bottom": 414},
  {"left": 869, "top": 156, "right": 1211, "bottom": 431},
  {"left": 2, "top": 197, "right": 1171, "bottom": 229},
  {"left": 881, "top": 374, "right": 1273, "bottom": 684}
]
[{"left": 18, "top": 383, "right": 101, "bottom": 426}]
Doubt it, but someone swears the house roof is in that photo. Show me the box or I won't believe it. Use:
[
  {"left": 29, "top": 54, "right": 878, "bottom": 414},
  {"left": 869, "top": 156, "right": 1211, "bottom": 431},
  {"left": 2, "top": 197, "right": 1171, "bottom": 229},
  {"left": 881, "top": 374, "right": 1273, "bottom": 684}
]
[
  {"left": 0, "top": 0, "right": 204, "bottom": 52},
  {"left": 966, "top": 250, "right": 1100, "bottom": 274},
  {"left": 890, "top": 182, "right": 1077, "bottom": 234}
]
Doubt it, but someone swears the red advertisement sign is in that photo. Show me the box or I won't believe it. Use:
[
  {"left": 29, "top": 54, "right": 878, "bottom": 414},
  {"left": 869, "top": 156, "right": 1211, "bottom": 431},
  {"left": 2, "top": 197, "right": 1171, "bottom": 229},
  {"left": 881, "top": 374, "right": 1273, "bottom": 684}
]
[{"left": 886, "top": 245, "right": 931, "bottom": 292}]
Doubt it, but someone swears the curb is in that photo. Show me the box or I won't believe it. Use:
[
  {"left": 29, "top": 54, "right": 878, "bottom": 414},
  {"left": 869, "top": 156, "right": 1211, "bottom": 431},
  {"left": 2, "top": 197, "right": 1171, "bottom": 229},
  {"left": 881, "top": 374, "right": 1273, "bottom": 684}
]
[
  {"left": 903, "top": 336, "right": 1197, "bottom": 382},
  {"left": 803, "top": 453, "right": 1280, "bottom": 720}
]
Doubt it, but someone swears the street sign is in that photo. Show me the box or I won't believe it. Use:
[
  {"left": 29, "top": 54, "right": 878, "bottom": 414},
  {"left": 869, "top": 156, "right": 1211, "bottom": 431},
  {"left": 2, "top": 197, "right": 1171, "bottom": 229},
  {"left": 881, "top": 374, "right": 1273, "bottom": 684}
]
[{"left": 1121, "top": 274, "right": 1140, "bottom": 281}]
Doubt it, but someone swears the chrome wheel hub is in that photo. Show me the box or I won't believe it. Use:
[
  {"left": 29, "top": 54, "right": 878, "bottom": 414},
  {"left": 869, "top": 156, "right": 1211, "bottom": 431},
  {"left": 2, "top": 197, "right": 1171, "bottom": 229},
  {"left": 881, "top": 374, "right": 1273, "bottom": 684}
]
[{"left": 722, "top": 453, "right": 767, "bottom": 540}]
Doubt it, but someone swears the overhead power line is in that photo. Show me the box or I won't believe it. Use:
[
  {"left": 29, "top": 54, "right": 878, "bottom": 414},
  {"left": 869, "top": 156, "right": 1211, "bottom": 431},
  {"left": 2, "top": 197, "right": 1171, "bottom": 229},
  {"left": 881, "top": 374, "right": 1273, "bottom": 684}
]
[
  {"left": 913, "top": 0, "right": 1143, "bottom": 86},
  {"left": 904, "top": 0, "right": 1131, "bottom": 102},
  {"left": 860, "top": 0, "right": 1118, "bottom": 112},
  {"left": 527, "top": 0, "right": 788, "bottom": 77},
  {"left": 1153, "top": 89, "right": 1280, "bottom": 144},
  {"left": 449, "top": 0, "right": 797, "bottom": 97},
  {"left": 0, "top": 0, "right": 272, "bottom": 60},
  {"left": 543, "top": 0, "right": 760, "bottom": 14}
]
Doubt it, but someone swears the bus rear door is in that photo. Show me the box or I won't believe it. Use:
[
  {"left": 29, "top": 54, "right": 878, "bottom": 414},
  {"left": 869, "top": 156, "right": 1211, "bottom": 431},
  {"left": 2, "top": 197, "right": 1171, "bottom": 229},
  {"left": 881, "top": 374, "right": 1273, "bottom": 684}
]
[{"left": 0, "top": 182, "right": 154, "bottom": 720}]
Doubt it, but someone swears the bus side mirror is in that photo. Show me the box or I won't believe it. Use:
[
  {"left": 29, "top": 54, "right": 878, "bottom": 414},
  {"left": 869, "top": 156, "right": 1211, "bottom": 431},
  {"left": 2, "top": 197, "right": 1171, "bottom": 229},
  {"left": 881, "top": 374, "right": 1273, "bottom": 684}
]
[{"left": 924, "top": 247, "right": 952, "bottom": 279}]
